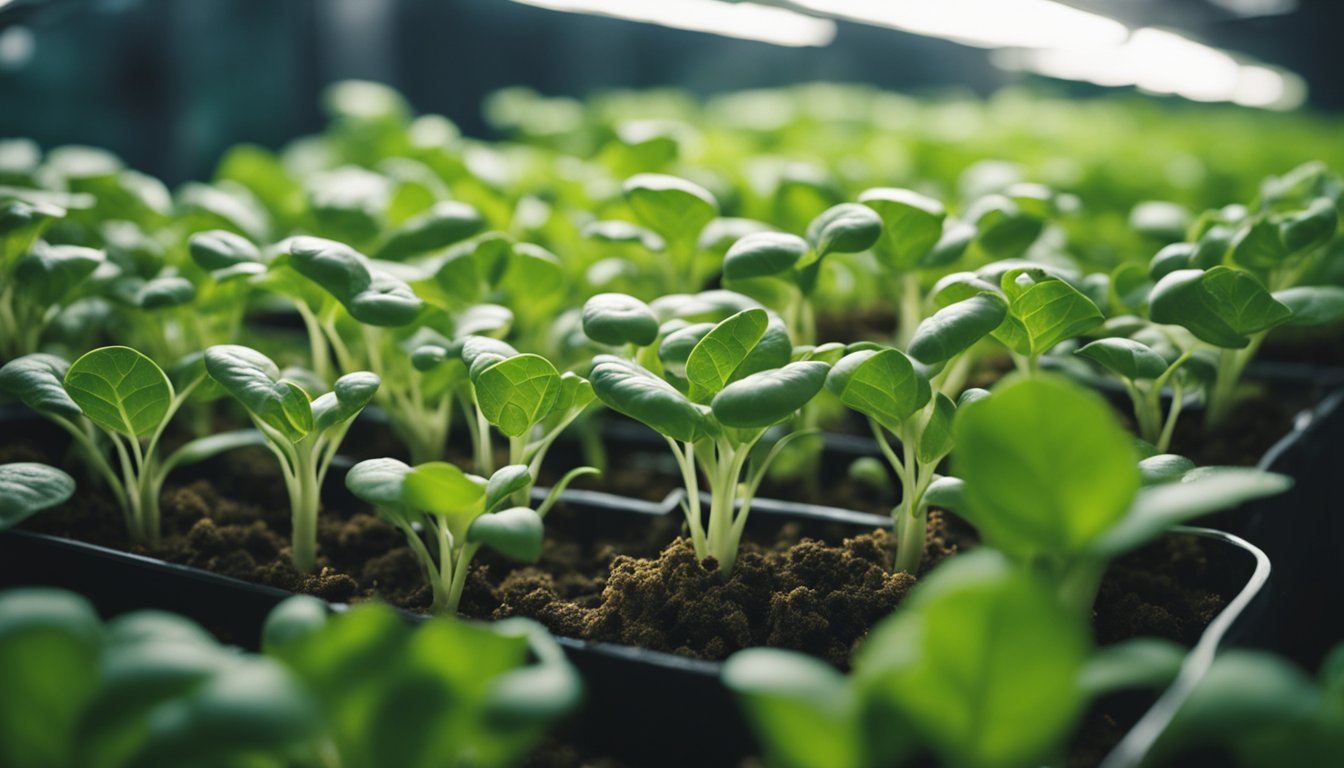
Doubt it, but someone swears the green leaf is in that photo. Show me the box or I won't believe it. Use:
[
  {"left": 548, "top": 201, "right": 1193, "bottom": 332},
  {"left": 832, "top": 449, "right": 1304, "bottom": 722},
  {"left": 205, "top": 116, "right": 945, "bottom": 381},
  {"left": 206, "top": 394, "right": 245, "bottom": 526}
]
[
  {"left": 924, "top": 219, "right": 976, "bottom": 267},
  {"left": 135, "top": 276, "right": 196, "bottom": 309},
  {"left": 907, "top": 293, "right": 1007, "bottom": 365},
  {"left": 345, "top": 457, "right": 413, "bottom": 508},
  {"left": 486, "top": 465, "right": 531, "bottom": 512},
  {"left": 859, "top": 187, "right": 945, "bottom": 269},
  {"left": 970, "top": 195, "right": 1045, "bottom": 259},
  {"left": 931, "top": 271, "right": 1001, "bottom": 307},
  {"left": 1080, "top": 638, "right": 1185, "bottom": 696},
  {"left": 403, "top": 462, "right": 487, "bottom": 538},
  {"left": 918, "top": 394, "right": 956, "bottom": 464},
  {"left": 722, "top": 232, "right": 806, "bottom": 281},
  {"left": 1137, "top": 454, "right": 1196, "bottom": 486},
  {"left": 581, "top": 293, "right": 659, "bottom": 347},
  {"left": 1091, "top": 468, "right": 1291, "bottom": 557},
  {"left": 623, "top": 173, "right": 718, "bottom": 246},
  {"left": 0, "top": 354, "right": 81, "bottom": 420},
  {"left": 994, "top": 269, "right": 1103, "bottom": 357},
  {"left": 711, "top": 361, "right": 828, "bottom": 429},
  {"left": 474, "top": 354, "right": 561, "bottom": 437},
  {"left": 1130, "top": 201, "right": 1191, "bottom": 241},
  {"left": 825, "top": 349, "right": 930, "bottom": 434},
  {"left": 261, "top": 596, "right": 329, "bottom": 654},
  {"left": 923, "top": 476, "right": 965, "bottom": 511},
  {"left": 1149, "top": 266, "right": 1292, "bottom": 348},
  {"left": 953, "top": 375, "right": 1139, "bottom": 558},
  {"left": 188, "top": 230, "right": 262, "bottom": 273},
  {"left": 1279, "top": 197, "right": 1338, "bottom": 255},
  {"left": 1275, "top": 286, "right": 1344, "bottom": 327},
  {"left": 1075, "top": 338, "right": 1169, "bottom": 381},
  {"left": 723, "top": 648, "right": 864, "bottom": 768},
  {"left": 855, "top": 550, "right": 1089, "bottom": 768},
  {"left": 1230, "top": 218, "right": 1285, "bottom": 271},
  {"left": 376, "top": 201, "right": 484, "bottom": 260},
  {"left": 501, "top": 242, "right": 565, "bottom": 303},
  {"left": 64, "top": 346, "right": 172, "bottom": 438},
  {"left": 14, "top": 244, "right": 104, "bottom": 307},
  {"left": 312, "top": 371, "right": 380, "bottom": 431},
  {"left": 0, "top": 463, "right": 75, "bottom": 530},
  {"left": 468, "top": 507, "right": 544, "bottom": 561},
  {"left": 805, "top": 203, "right": 881, "bottom": 259},
  {"left": 686, "top": 308, "right": 769, "bottom": 402},
  {"left": 287, "top": 237, "right": 423, "bottom": 326},
  {"left": 1149, "top": 243, "right": 1195, "bottom": 280},
  {"left": 589, "top": 355, "right": 712, "bottom": 443},
  {"left": 204, "top": 345, "right": 313, "bottom": 443}
]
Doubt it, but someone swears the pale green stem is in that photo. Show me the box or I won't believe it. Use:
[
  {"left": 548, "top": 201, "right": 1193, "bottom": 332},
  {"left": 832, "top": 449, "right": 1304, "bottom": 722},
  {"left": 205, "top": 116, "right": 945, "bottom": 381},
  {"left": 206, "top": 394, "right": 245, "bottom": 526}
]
[
  {"left": 294, "top": 302, "right": 333, "bottom": 383},
  {"left": 1156, "top": 380, "right": 1185, "bottom": 455},
  {"left": 666, "top": 438, "right": 706, "bottom": 557},
  {"left": 445, "top": 542, "right": 479, "bottom": 614},
  {"left": 289, "top": 447, "right": 320, "bottom": 573},
  {"left": 895, "top": 271, "right": 923, "bottom": 349}
]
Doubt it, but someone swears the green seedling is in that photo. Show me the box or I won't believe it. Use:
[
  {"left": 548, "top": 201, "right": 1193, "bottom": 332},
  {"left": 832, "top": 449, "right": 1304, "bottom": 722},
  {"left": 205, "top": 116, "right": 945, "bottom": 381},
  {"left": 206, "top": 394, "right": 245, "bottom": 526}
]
[
  {"left": 345, "top": 458, "right": 595, "bottom": 613},
  {"left": 585, "top": 299, "right": 828, "bottom": 576},
  {"left": 0, "top": 200, "right": 104, "bottom": 359},
  {"left": 205, "top": 344, "right": 378, "bottom": 572},
  {"left": 622, "top": 173, "right": 720, "bottom": 293},
  {"left": 0, "top": 347, "right": 262, "bottom": 543}
]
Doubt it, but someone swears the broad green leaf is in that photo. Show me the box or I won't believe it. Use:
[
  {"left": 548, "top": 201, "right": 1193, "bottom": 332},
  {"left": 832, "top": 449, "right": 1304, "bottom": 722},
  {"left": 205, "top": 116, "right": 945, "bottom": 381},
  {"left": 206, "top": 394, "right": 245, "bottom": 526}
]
[
  {"left": 188, "top": 230, "right": 261, "bottom": 272},
  {"left": 859, "top": 187, "right": 944, "bottom": 270},
  {"left": 907, "top": 293, "right": 1007, "bottom": 365},
  {"left": 14, "top": 244, "right": 104, "bottom": 307},
  {"left": 0, "top": 589, "right": 102, "bottom": 768},
  {"left": 734, "top": 315, "right": 792, "bottom": 382},
  {"left": 0, "top": 354, "right": 81, "bottom": 420},
  {"left": 377, "top": 201, "right": 484, "bottom": 260},
  {"left": 1, "top": 200, "right": 64, "bottom": 270},
  {"left": 918, "top": 394, "right": 956, "bottom": 464},
  {"left": 855, "top": 551, "right": 1089, "bottom": 768},
  {"left": 581, "top": 293, "right": 659, "bottom": 347},
  {"left": 589, "top": 355, "right": 711, "bottom": 443},
  {"left": 623, "top": 173, "right": 718, "bottom": 246},
  {"left": 994, "top": 269, "right": 1103, "bottom": 357},
  {"left": 1191, "top": 223, "right": 1234, "bottom": 269},
  {"left": 825, "top": 349, "right": 930, "bottom": 434},
  {"left": 722, "top": 232, "right": 806, "bottom": 281},
  {"left": 502, "top": 243, "right": 565, "bottom": 302},
  {"left": 135, "top": 276, "right": 196, "bottom": 309},
  {"left": 659, "top": 322, "right": 714, "bottom": 382},
  {"left": 461, "top": 335, "right": 518, "bottom": 380},
  {"left": 288, "top": 237, "right": 423, "bottom": 326},
  {"left": 468, "top": 507, "right": 544, "bottom": 561},
  {"left": 403, "top": 462, "right": 487, "bottom": 538},
  {"left": 686, "top": 308, "right": 769, "bottom": 402},
  {"left": 969, "top": 195, "right": 1044, "bottom": 259},
  {"left": 924, "top": 219, "right": 976, "bottom": 268},
  {"left": 1075, "top": 338, "right": 1169, "bottom": 381},
  {"left": 805, "top": 203, "right": 881, "bottom": 259},
  {"left": 1110, "top": 261, "right": 1154, "bottom": 313},
  {"left": 699, "top": 217, "right": 771, "bottom": 255},
  {"left": 346, "top": 457, "right": 414, "bottom": 508},
  {"left": 485, "top": 465, "right": 531, "bottom": 512},
  {"left": 1149, "top": 243, "right": 1195, "bottom": 280},
  {"left": 260, "top": 596, "right": 329, "bottom": 654},
  {"left": 1090, "top": 468, "right": 1291, "bottom": 557},
  {"left": 1149, "top": 267, "right": 1291, "bottom": 348},
  {"left": 1230, "top": 218, "right": 1285, "bottom": 271},
  {"left": 723, "top": 648, "right": 865, "bottom": 768},
  {"left": 953, "top": 375, "right": 1139, "bottom": 558},
  {"left": 64, "top": 346, "right": 172, "bottom": 438},
  {"left": 204, "top": 345, "right": 313, "bottom": 443},
  {"left": 475, "top": 354, "right": 561, "bottom": 437},
  {"left": 312, "top": 371, "right": 380, "bottom": 431},
  {"left": 177, "top": 181, "right": 270, "bottom": 242},
  {"left": 0, "top": 463, "right": 75, "bottom": 530},
  {"left": 1137, "top": 454, "right": 1196, "bottom": 486},
  {"left": 1275, "top": 286, "right": 1344, "bottom": 327},
  {"left": 1279, "top": 197, "right": 1338, "bottom": 255},
  {"left": 930, "top": 271, "right": 999, "bottom": 307},
  {"left": 711, "top": 360, "right": 828, "bottom": 429}
]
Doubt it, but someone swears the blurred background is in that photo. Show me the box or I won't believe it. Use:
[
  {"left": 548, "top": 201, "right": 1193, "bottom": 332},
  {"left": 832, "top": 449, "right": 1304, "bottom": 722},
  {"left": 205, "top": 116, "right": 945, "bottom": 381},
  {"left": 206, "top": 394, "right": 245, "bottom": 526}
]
[{"left": 0, "top": 0, "right": 1340, "bottom": 184}]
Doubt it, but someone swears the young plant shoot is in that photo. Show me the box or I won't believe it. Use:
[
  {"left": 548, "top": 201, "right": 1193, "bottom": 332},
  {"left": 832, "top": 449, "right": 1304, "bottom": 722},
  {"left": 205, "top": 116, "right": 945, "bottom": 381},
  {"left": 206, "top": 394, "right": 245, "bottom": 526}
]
[
  {"left": 585, "top": 299, "right": 828, "bottom": 576},
  {"left": 0, "top": 347, "right": 262, "bottom": 543},
  {"left": 825, "top": 346, "right": 984, "bottom": 574},
  {"left": 205, "top": 344, "right": 379, "bottom": 572},
  {"left": 622, "top": 173, "right": 719, "bottom": 293},
  {"left": 345, "top": 458, "right": 594, "bottom": 613},
  {"left": 934, "top": 374, "right": 1290, "bottom": 613}
]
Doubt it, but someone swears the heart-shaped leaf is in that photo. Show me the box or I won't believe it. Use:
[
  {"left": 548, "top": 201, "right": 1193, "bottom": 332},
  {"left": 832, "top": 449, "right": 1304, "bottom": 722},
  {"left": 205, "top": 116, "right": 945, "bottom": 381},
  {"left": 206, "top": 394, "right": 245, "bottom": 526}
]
[
  {"left": 402, "top": 461, "right": 487, "bottom": 539},
  {"left": 994, "top": 269, "right": 1103, "bottom": 357}
]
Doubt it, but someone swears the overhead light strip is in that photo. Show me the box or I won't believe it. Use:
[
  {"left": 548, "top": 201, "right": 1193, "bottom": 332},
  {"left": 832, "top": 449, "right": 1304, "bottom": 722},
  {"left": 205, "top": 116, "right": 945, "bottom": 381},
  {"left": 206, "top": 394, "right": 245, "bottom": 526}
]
[{"left": 508, "top": 0, "right": 837, "bottom": 48}]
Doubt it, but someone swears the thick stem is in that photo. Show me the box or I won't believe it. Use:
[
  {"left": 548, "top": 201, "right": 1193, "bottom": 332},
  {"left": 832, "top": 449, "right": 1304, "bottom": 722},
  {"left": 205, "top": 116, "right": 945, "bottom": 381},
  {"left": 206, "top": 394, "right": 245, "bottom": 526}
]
[
  {"left": 289, "top": 448, "right": 320, "bottom": 573},
  {"left": 707, "top": 441, "right": 750, "bottom": 578},
  {"left": 667, "top": 438, "right": 706, "bottom": 557},
  {"left": 509, "top": 434, "right": 532, "bottom": 506},
  {"left": 1205, "top": 337, "right": 1261, "bottom": 430}
]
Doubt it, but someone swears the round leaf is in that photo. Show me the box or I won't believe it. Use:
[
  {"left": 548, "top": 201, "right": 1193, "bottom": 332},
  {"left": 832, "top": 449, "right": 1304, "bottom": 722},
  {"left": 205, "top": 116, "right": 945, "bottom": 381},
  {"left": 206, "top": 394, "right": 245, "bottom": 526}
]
[
  {"left": 402, "top": 461, "right": 486, "bottom": 538},
  {"left": 1075, "top": 338, "right": 1169, "bottom": 381},
  {"left": 1275, "top": 285, "right": 1344, "bottom": 327},
  {"left": 805, "top": 203, "right": 881, "bottom": 258},
  {"left": 623, "top": 173, "right": 718, "bottom": 246},
  {"left": 474, "top": 354, "right": 561, "bottom": 438},
  {"left": 345, "top": 457, "right": 413, "bottom": 507},
  {"left": 908, "top": 294, "right": 1007, "bottom": 365},
  {"left": 859, "top": 187, "right": 945, "bottom": 269},
  {"left": 64, "top": 346, "right": 172, "bottom": 438},
  {"left": 581, "top": 293, "right": 659, "bottom": 347},
  {"left": 722, "top": 232, "right": 806, "bottom": 282},
  {"left": 188, "top": 230, "right": 261, "bottom": 272},
  {"left": 825, "top": 349, "right": 930, "bottom": 434},
  {"left": 589, "top": 355, "right": 711, "bottom": 443},
  {"left": 312, "top": 371, "right": 380, "bottom": 431},
  {"left": 468, "top": 507, "right": 544, "bottom": 562}
]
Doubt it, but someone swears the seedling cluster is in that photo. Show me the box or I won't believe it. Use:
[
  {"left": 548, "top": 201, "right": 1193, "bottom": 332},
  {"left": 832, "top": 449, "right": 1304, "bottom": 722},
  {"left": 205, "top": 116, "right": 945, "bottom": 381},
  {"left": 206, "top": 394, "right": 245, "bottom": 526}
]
[{"left": 2, "top": 81, "right": 1341, "bottom": 767}]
